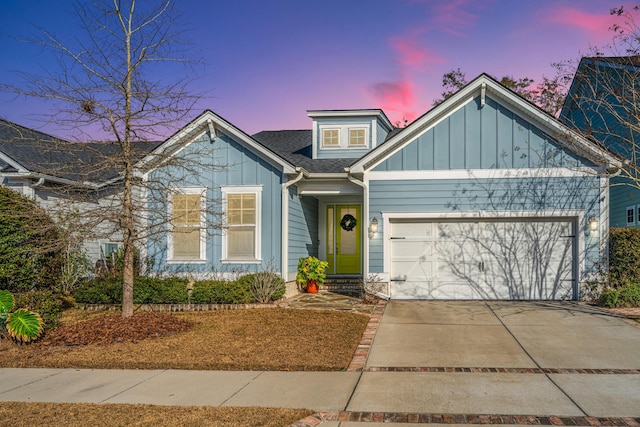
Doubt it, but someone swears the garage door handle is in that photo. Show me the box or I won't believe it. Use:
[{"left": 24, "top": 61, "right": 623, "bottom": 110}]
[
  {"left": 560, "top": 235, "right": 575, "bottom": 238},
  {"left": 390, "top": 237, "right": 405, "bottom": 240},
  {"left": 391, "top": 278, "right": 406, "bottom": 282}
]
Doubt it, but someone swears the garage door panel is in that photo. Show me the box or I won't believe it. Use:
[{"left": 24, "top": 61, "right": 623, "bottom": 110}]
[{"left": 390, "top": 219, "right": 575, "bottom": 300}]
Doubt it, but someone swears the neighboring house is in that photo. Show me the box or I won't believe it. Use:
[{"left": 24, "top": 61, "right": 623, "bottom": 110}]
[
  {"left": 0, "top": 119, "right": 161, "bottom": 263},
  {"left": 561, "top": 55, "right": 640, "bottom": 228},
  {"left": 140, "top": 74, "right": 619, "bottom": 300}
]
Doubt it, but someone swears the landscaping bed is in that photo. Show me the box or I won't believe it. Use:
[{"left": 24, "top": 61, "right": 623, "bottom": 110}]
[{"left": 0, "top": 308, "right": 369, "bottom": 371}]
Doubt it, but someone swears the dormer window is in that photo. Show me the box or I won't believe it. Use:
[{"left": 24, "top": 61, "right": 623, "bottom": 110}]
[
  {"left": 322, "top": 129, "right": 340, "bottom": 147},
  {"left": 349, "top": 128, "right": 366, "bottom": 146}
]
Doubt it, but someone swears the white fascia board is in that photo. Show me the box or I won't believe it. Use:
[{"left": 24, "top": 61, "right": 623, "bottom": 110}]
[
  {"left": 136, "top": 110, "right": 296, "bottom": 174},
  {"left": 0, "top": 151, "right": 28, "bottom": 173},
  {"left": 307, "top": 109, "right": 394, "bottom": 130},
  {"left": 351, "top": 74, "right": 622, "bottom": 173},
  {"left": 366, "top": 167, "right": 605, "bottom": 181}
]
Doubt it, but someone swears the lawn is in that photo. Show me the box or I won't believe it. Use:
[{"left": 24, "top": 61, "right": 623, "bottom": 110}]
[
  {"left": 0, "top": 308, "right": 370, "bottom": 371},
  {"left": 0, "top": 402, "right": 315, "bottom": 427}
]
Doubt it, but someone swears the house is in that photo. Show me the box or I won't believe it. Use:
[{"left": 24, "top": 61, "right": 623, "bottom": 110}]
[
  {"left": 560, "top": 55, "right": 640, "bottom": 229},
  {"left": 140, "top": 73, "right": 619, "bottom": 300},
  {"left": 1, "top": 74, "right": 620, "bottom": 300},
  {"left": 0, "top": 119, "right": 162, "bottom": 262}
]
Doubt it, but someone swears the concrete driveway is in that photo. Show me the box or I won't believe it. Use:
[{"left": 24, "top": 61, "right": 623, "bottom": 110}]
[{"left": 342, "top": 300, "right": 640, "bottom": 422}]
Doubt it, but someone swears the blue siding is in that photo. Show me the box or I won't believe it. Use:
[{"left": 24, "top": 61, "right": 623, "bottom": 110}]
[
  {"left": 610, "top": 176, "right": 640, "bottom": 228},
  {"left": 147, "top": 131, "right": 284, "bottom": 274},
  {"left": 368, "top": 177, "right": 603, "bottom": 275},
  {"left": 315, "top": 117, "right": 373, "bottom": 159},
  {"left": 376, "top": 120, "right": 391, "bottom": 147},
  {"left": 374, "top": 95, "right": 594, "bottom": 171},
  {"left": 288, "top": 188, "right": 319, "bottom": 271}
]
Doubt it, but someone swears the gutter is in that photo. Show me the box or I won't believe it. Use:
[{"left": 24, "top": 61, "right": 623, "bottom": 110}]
[{"left": 281, "top": 167, "right": 305, "bottom": 281}]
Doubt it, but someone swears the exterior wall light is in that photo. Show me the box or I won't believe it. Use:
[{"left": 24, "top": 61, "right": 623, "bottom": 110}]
[
  {"left": 369, "top": 217, "right": 378, "bottom": 237},
  {"left": 589, "top": 216, "right": 598, "bottom": 232}
]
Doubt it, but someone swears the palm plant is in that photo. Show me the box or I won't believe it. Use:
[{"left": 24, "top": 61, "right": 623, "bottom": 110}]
[{"left": 0, "top": 290, "right": 44, "bottom": 343}]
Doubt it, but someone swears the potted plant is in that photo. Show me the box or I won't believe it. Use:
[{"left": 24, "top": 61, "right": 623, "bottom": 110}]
[{"left": 296, "top": 256, "right": 329, "bottom": 293}]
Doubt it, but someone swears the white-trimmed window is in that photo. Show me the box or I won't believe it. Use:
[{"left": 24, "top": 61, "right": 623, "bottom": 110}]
[
  {"left": 168, "top": 188, "right": 206, "bottom": 262},
  {"left": 222, "top": 186, "right": 262, "bottom": 262},
  {"left": 348, "top": 128, "right": 366, "bottom": 146},
  {"left": 626, "top": 206, "right": 635, "bottom": 226},
  {"left": 102, "top": 242, "right": 121, "bottom": 259},
  {"left": 322, "top": 129, "right": 340, "bottom": 147}
]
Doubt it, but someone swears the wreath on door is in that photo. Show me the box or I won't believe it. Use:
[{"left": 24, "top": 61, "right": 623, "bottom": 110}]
[{"left": 340, "top": 214, "right": 357, "bottom": 231}]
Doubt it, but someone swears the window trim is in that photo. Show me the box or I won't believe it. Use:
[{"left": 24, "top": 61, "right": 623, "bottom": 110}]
[
  {"left": 221, "top": 185, "right": 262, "bottom": 263},
  {"left": 348, "top": 127, "right": 367, "bottom": 147},
  {"left": 626, "top": 205, "right": 636, "bottom": 226},
  {"left": 321, "top": 128, "right": 341, "bottom": 148},
  {"left": 167, "top": 187, "right": 207, "bottom": 263}
]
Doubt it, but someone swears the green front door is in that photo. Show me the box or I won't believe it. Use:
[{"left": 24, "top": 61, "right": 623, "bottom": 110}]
[{"left": 326, "top": 205, "right": 361, "bottom": 274}]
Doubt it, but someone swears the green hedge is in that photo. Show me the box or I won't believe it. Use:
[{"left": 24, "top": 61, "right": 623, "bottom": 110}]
[
  {"left": 599, "top": 283, "right": 640, "bottom": 307},
  {"left": 609, "top": 228, "right": 640, "bottom": 288},
  {"left": 73, "top": 274, "right": 284, "bottom": 305}
]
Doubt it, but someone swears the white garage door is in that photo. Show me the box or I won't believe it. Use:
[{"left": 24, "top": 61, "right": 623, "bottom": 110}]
[{"left": 389, "top": 219, "right": 575, "bottom": 300}]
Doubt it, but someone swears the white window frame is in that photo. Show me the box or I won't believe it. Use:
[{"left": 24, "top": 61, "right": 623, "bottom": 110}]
[
  {"left": 101, "top": 242, "right": 122, "bottom": 260},
  {"left": 167, "top": 187, "right": 207, "bottom": 263},
  {"left": 221, "top": 185, "right": 262, "bottom": 263},
  {"left": 321, "top": 128, "right": 341, "bottom": 148},
  {"left": 627, "top": 205, "right": 636, "bottom": 226},
  {"left": 348, "top": 127, "right": 367, "bottom": 147}
]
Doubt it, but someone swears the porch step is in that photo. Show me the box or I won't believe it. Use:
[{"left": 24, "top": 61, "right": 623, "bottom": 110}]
[{"left": 321, "top": 278, "right": 362, "bottom": 297}]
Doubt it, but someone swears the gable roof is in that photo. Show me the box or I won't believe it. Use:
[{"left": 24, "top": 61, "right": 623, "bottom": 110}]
[
  {"left": 350, "top": 73, "right": 622, "bottom": 173},
  {"left": 136, "top": 110, "right": 297, "bottom": 175}
]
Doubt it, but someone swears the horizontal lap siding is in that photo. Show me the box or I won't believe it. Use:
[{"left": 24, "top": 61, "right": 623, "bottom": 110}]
[
  {"left": 610, "top": 176, "right": 640, "bottom": 228},
  {"left": 368, "top": 177, "right": 602, "bottom": 274},
  {"left": 288, "top": 188, "right": 319, "bottom": 272},
  {"left": 148, "top": 131, "right": 284, "bottom": 274}
]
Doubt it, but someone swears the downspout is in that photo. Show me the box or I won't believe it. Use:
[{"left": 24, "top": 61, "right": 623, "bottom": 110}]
[
  {"left": 281, "top": 168, "right": 305, "bottom": 281},
  {"left": 346, "top": 169, "right": 369, "bottom": 277},
  {"left": 28, "top": 177, "right": 45, "bottom": 200}
]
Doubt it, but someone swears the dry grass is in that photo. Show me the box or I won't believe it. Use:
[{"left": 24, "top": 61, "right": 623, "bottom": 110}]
[
  {"left": 0, "top": 402, "right": 314, "bottom": 427},
  {"left": 0, "top": 308, "right": 369, "bottom": 371}
]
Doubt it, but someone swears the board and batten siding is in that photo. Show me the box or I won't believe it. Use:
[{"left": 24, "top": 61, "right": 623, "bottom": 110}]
[
  {"left": 147, "top": 130, "right": 284, "bottom": 275},
  {"left": 367, "top": 176, "right": 603, "bottom": 277},
  {"left": 374, "top": 96, "right": 591, "bottom": 172},
  {"left": 287, "top": 187, "right": 319, "bottom": 272}
]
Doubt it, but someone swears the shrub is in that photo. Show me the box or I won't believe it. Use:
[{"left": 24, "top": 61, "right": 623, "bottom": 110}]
[
  {"left": 238, "top": 272, "right": 286, "bottom": 303},
  {"left": 599, "top": 287, "right": 620, "bottom": 307},
  {"left": 133, "top": 276, "right": 188, "bottom": 304},
  {"left": 609, "top": 228, "right": 640, "bottom": 288},
  {"left": 599, "top": 283, "right": 640, "bottom": 307},
  {"left": 0, "top": 186, "right": 65, "bottom": 292},
  {"left": 13, "top": 291, "right": 64, "bottom": 330},
  {"left": 73, "top": 277, "right": 123, "bottom": 304},
  {"left": 191, "top": 280, "right": 252, "bottom": 304}
]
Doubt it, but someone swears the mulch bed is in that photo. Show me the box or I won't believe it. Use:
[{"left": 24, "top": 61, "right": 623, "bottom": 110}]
[{"left": 40, "top": 312, "right": 192, "bottom": 346}]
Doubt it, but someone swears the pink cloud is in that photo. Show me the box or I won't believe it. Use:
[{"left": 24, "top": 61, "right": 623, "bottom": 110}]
[
  {"left": 548, "top": 5, "right": 638, "bottom": 42},
  {"left": 390, "top": 36, "right": 444, "bottom": 68},
  {"left": 408, "top": 0, "right": 483, "bottom": 36},
  {"left": 367, "top": 80, "right": 418, "bottom": 126}
]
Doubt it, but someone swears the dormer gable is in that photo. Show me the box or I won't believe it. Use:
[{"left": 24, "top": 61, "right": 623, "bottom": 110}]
[{"left": 307, "top": 109, "right": 394, "bottom": 159}]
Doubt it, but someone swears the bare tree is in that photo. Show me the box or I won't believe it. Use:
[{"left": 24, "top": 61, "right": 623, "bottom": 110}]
[
  {"left": 2, "top": 0, "right": 206, "bottom": 317},
  {"left": 433, "top": 68, "right": 568, "bottom": 116}
]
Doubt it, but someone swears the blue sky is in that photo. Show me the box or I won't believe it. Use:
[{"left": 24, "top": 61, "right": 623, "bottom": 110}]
[{"left": 0, "top": 0, "right": 634, "bottom": 139}]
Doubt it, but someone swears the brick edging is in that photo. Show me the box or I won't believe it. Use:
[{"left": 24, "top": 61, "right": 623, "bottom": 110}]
[
  {"left": 289, "top": 411, "right": 640, "bottom": 426},
  {"left": 347, "top": 299, "right": 387, "bottom": 371},
  {"left": 75, "top": 302, "right": 279, "bottom": 312},
  {"left": 364, "top": 367, "right": 640, "bottom": 374}
]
